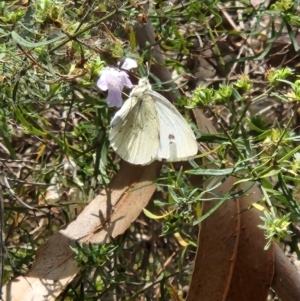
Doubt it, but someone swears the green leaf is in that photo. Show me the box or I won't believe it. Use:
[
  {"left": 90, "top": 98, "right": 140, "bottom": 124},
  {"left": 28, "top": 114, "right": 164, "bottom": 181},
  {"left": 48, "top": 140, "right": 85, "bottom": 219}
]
[
  {"left": 233, "top": 19, "right": 284, "bottom": 63},
  {"left": 234, "top": 177, "right": 253, "bottom": 185},
  {"left": 241, "top": 122, "right": 253, "bottom": 158},
  {"left": 278, "top": 144, "right": 300, "bottom": 163},
  {"left": 245, "top": 118, "right": 265, "bottom": 132},
  {"left": 129, "top": 28, "right": 136, "bottom": 51},
  {"left": 284, "top": 17, "right": 300, "bottom": 52},
  {"left": 11, "top": 31, "right": 64, "bottom": 48},
  {"left": 193, "top": 182, "right": 255, "bottom": 225},
  {"left": 255, "top": 20, "right": 284, "bottom": 60},
  {"left": 143, "top": 208, "right": 174, "bottom": 220},
  {"left": 258, "top": 168, "right": 281, "bottom": 179},
  {"left": 14, "top": 108, "right": 47, "bottom": 136},
  {"left": 2, "top": 135, "right": 17, "bottom": 159},
  {"left": 185, "top": 165, "right": 245, "bottom": 176},
  {"left": 260, "top": 178, "right": 274, "bottom": 190},
  {"left": 193, "top": 192, "right": 230, "bottom": 225},
  {"left": 282, "top": 175, "right": 300, "bottom": 184}
]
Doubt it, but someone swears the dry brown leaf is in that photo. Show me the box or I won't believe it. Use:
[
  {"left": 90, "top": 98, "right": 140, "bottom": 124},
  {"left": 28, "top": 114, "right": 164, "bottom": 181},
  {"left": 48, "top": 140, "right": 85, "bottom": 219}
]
[
  {"left": 186, "top": 176, "right": 240, "bottom": 301},
  {"left": 3, "top": 162, "right": 161, "bottom": 301},
  {"left": 226, "top": 183, "right": 274, "bottom": 301},
  {"left": 186, "top": 183, "right": 274, "bottom": 301},
  {"left": 186, "top": 109, "right": 274, "bottom": 301},
  {"left": 272, "top": 243, "right": 300, "bottom": 301}
]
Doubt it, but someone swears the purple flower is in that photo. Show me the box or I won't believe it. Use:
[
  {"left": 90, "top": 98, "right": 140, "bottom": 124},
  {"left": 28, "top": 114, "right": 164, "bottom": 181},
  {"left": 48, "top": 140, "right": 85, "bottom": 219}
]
[{"left": 97, "top": 67, "right": 133, "bottom": 108}]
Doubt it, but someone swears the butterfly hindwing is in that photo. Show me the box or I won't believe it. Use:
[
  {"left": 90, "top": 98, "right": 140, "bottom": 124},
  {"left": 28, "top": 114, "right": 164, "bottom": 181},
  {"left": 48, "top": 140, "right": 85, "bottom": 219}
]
[{"left": 109, "top": 93, "right": 160, "bottom": 165}]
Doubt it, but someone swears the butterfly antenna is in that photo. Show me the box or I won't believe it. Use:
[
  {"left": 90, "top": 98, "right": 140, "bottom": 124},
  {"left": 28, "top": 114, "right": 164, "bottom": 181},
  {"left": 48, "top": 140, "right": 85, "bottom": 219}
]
[{"left": 145, "top": 62, "right": 150, "bottom": 78}]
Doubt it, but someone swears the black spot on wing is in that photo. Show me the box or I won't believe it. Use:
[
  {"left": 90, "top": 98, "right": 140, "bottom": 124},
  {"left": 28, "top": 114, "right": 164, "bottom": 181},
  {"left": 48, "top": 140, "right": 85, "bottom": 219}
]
[{"left": 168, "top": 133, "right": 175, "bottom": 144}]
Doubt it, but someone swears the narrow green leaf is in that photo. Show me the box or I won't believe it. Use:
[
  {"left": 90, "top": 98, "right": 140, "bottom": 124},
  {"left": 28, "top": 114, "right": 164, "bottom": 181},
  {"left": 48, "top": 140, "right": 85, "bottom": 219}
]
[
  {"left": 282, "top": 175, "right": 300, "bottom": 184},
  {"left": 241, "top": 123, "right": 252, "bottom": 158},
  {"left": 255, "top": 20, "right": 284, "bottom": 60},
  {"left": 129, "top": 28, "right": 136, "bottom": 51},
  {"left": 11, "top": 31, "right": 64, "bottom": 48},
  {"left": 168, "top": 186, "right": 179, "bottom": 203},
  {"left": 14, "top": 108, "right": 46, "bottom": 136},
  {"left": 193, "top": 183, "right": 254, "bottom": 225},
  {"left": 233, "top": 19, "right": 284, "bottom": 63},
  {"left": 234, "top": 177, "right": 253, "bottom": 185},
  {"left": 143, "top": 208, "right": 174, "bottom": 220},
  {"left": 260, "top": 178, "right": 273, "bottom": 190},
  {"left": 232, "top": 88, "right": 242, "bottom": 102},
  {"left": 258, "top": 168, "right": 281, "bottom": 179},
  {"left": 245, "top": 118, "right": 265, "bottom": 132},
  {"left": 284, "top": 18, "right": 300, "bottom": 52},
  {"left": 185, "top": 166, "right": 245, "bottom": 176},
  {"left": 256, "top": 129, "right": 272, "bottom": 140},
  {"left": 278, "top": 172, "right": 300, "bottom": 217},
  {"left": 2, "top": 135, "right": 17, "bottom": 159},
  {"left": 193, "top": 193, "right": 229, "bottom": 225},
  {"left": 278, "top": 144, "right": 300, "bottom": 163}
]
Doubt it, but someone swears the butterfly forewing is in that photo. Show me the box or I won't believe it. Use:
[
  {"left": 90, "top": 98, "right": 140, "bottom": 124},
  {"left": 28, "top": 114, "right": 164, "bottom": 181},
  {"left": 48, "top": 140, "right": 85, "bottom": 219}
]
[{"left": 149, "top": 90, "right": 198, "bottom": 161}]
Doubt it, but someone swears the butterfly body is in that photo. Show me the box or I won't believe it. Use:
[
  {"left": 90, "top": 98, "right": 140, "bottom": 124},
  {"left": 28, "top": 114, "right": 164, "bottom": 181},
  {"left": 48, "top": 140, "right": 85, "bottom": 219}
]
[{"left": 109, "top": 78, "right": 198, "bottom": 165}]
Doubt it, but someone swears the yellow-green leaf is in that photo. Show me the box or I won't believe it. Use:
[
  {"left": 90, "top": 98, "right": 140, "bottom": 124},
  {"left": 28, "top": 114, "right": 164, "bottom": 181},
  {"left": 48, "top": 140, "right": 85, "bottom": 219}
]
[{"left": 143, "top": 208, "right": 174, "bottom": 220}]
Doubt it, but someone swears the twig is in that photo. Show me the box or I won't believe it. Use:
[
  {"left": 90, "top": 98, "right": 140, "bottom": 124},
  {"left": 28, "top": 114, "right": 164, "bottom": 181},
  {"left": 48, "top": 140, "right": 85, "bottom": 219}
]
[
  {"left": 0, "top": 184, "right": 20, "bottom": 301},
  {"left": 0, "top": 165, "right": 48, "bottom": 214},
  {"left": 1, "top": 167, "right": 35, "bottom": 210},
  {"left": 6, "top": 178, "right": 50, "bottom": 187},
  {"left": 0, "top": 184, "right": 3, "bottom": 300},
  {"left": 0, "top": 159, "right": 37, "bottom": 164}
]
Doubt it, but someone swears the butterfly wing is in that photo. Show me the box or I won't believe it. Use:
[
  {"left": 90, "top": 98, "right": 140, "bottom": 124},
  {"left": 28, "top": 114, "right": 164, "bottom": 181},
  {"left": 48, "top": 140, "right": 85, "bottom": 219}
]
[
  {"left": 150, "top": 90, "right": 198, "bottom": 162},
  {"left": 109, "top": 94, "right": 160, "bottom": 165}
]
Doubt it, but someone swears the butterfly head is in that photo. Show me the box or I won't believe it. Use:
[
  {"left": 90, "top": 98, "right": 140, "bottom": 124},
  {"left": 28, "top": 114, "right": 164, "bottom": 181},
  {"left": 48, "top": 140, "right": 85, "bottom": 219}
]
[
  {"left": 138, "top": 77, "right": 152, "bottom": 90},
  {"left": 131, "top": 77, "right": 152, "bottom": 96}
]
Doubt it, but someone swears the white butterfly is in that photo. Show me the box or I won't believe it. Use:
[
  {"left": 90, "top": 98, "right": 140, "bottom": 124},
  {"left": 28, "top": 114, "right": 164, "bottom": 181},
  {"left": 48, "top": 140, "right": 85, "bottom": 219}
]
[{"left": 109, "top": 78, "right": 198, "bottom": 165}]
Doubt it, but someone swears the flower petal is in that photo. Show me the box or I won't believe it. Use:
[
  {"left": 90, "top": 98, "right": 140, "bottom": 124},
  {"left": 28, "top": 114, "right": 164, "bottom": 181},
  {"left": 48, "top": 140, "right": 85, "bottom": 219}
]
[
  {"left": 97, "top": 67, "right": 133, "bottom": 107},
  {"left": 120, "top": 58, "right": 138, "bottom": 71},
  {"left": 118, "top": 71, "right": 133, "bottom": 88},
  {"left": 97, "top": 76, "right": 109, "bottom": 91},
  {"left": 106, "top": 88, "right": 123, "bottom": 108}
]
